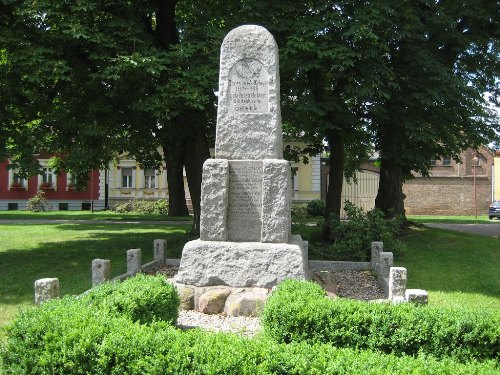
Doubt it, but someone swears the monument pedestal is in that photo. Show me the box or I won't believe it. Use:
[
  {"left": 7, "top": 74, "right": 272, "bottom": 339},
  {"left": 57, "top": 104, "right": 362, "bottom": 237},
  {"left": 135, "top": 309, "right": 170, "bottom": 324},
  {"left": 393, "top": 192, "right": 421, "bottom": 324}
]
[{"left": 175, "top": 235, "right": 309, "bottom": 288}]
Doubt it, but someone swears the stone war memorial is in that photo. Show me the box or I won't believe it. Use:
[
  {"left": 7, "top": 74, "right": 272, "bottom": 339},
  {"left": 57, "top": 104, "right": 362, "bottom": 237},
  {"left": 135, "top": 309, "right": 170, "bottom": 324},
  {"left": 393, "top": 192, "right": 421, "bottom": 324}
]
[{"left": 174, "top": 25, "right": 310, "bottom": 314}]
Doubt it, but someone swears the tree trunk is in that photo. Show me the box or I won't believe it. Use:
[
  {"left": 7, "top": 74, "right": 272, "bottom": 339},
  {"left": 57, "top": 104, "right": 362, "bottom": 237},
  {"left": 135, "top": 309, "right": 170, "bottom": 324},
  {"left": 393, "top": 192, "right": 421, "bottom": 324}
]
[
  {"left": 184, "top": 122, "right": 210, "bottom": 234},
  {"left": 162, "top": 137, "right": 189, "bottom": 217},
  {"left": 325, "top": 131, "right": 345, "bottom": 220},
  {"left": 375, "top": 158, "right": 406, "bottom": 218}
]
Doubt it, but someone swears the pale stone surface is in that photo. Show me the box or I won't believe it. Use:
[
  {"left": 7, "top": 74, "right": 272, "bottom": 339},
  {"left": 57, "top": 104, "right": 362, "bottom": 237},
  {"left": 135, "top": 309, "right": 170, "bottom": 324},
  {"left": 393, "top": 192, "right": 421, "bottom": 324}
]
[
  {"left": 215, "top": 25, "right": 282, "bottom": 160},
  {"left": 92, "top": 259, "right": 110, "bottom": 287},
  {"left": 175, "top": 237, "right": 309, "bottom": 287},
  {"left": 224, "top": 288, "right": 269, "bottom": 317},
  {"left": 388, "top": 267, "right": 407, "bottom": 300},
  {"left": 200, "top": 159, "right": 229, "bottom": 241},
  {"left": 227, "top": 160, "right": 262, "bottom": 241},
  {"left": 127, "top": 248, "right": 142, "bottom": 273},
  {"left": 153, "top": 239, "right": 166, "bottom": 262},
  {"left": 371, "top": 241, "right": 383, "bottom": 271},
  {"left": 34, "top": 278, "right": 60, "bottom": 306},
  {"left": 261, "top": 159, "right": 291, "bottom": 243},
  {"left": 378, "top": 252, "right": 393, "bottom": 280},
  {"left": 198, "top": 288, "right": 232, "bottom": 314},
  {"left": 177, "top": 284, "right": 195, "bottom": 310},
  {"left": 405, "top": 289, "right": 428, "bottom": 304}
]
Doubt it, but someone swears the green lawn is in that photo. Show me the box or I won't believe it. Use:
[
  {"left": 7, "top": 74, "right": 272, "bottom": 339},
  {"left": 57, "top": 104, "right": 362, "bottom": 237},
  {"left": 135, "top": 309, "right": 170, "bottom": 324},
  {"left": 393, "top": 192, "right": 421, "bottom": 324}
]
[
  {"left": 1, "top": 220, "right": 499, "bottom": 343},
  {"left": 396, "top": 226, "right": 500, "bottom": 311},
  {"left": 0, "top": 210, "right": 193, "bottom": 222},
  {"left": 0, "top": 222, "right": 191, "bottom": 339},
  {"left": 408, "top": 215, "right": 500, "bottom": 224}
]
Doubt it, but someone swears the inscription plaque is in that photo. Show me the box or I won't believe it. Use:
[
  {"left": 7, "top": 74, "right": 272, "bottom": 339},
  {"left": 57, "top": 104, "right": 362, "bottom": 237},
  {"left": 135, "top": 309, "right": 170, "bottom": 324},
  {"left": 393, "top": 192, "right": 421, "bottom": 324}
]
[
  {"left": 227, "top": 161, "right": 262, "bottom": 241},
  {"left": 228, "top": 59, "right": 268, "bottom": 114}
]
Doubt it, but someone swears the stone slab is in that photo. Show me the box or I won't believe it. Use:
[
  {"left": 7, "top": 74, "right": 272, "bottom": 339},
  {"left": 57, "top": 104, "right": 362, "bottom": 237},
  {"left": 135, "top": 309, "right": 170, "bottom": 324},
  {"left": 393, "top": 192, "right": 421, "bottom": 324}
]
[
  {"left": 127, "top": 248, "right": 142, "bottom": 273},
  {"left": 405, "top": 289, "right": 428, "bottom": 304},
  {"left": 200, "top": 159, "right": 229, "bottom": 241},
  {"left": 175, "top": 237, "right": 310, "bottom": 288},
  {"left": 261, "top": 159, "right": 291, "bottom": 243},
  {"left": 91, "top": 259, "right": 110, "bottom": 287},
  {"left": 35, "top": 278, "right": 60, "bottom": 306},
  {"left": 215, "top": 25, "right": 282, "bottom": 160},
  {"left": 153, "top": 239, "right": 167, "bottom": 262},
  {"left": 227, "top": 160, "right": 262, "bottom": 241},
  {"left": 388, "top": 267, "right": 407, "bottom": 300},
  {"left": 370, "top": 241, "right": 383, "bottom": 271}
]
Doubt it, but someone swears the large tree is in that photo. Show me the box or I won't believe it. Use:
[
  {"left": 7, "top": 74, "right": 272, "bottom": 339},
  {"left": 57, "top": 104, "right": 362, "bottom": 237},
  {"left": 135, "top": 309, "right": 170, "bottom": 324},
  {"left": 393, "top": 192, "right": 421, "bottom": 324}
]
[
  {"left": 371, "top": 0, "right": 499, "bottom": 217},
  {"left": 0, "top": 0, "right": 221, "bottom": 230}
]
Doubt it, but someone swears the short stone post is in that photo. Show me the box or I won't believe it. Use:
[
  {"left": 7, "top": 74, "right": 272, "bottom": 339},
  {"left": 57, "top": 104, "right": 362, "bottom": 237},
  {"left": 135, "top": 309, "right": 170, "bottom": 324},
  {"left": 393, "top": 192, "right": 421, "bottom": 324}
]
[
  {"left": 34, "top": 278, "right": 60, "bottom": 306},
  {"left": 378, "top": 252, "right": 393, "bottom": 280},
  {"left": 127, "top": 249, "right": 142, "bottom": 273},
  {"left": 153, "top": 239, "right": 167, "bottom": 263},
  {"left": 405, "top": 289, "right": 429, "bottom": 304},
  {"left": 370, "top": 242, "right": 383, "bottom": 271},
  {"left": 388, "top": 267, "right": 407, "bottom": 302},
  {"left": 92, "top": 259, "right": 111, "bottom": 287}
]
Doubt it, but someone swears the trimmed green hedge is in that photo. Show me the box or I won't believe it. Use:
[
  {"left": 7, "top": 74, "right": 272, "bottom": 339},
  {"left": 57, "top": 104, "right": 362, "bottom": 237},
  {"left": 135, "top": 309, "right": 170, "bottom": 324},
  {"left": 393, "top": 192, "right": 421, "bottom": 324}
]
[
  {"left": 2, "top": 300, "right": 498, "bottom": 374},
  {"left": 261, "top": 280, "right": 500, "bottom": 362},
  {"left": 81, "top": 274, "right": 179, "bottom": 325}
]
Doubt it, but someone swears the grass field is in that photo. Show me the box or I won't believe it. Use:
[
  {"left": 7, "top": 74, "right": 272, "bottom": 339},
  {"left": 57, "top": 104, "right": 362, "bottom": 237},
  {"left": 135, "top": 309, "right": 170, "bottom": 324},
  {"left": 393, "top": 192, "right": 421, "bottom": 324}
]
[
  {"left": 408, "top": 215, "right": 500, "bottom": 224},
  {"left": 0, "top": 210, "right": 193, "bottom": 222},
  {"left": 397, "top": 226, "right": 500, "bottom": 310},
  {"left": 1, "top": 218, "right": 499, "bottom": 342},
  {"left": 0, "top": 222, "right": 191, "bottom": 339}
]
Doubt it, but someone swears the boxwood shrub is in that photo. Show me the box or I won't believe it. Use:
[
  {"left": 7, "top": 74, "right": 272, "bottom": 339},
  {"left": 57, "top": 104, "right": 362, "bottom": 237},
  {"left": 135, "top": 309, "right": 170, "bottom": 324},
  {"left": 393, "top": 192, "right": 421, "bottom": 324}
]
[
  {"left": 82, "top": 274, "right": 179, "bottom": 325},
  {"left": 2, "top": 298, "right": 498, "bottom": 374},
  {"left": 262, "top": 279, "right": 500, "bottom": 363}
]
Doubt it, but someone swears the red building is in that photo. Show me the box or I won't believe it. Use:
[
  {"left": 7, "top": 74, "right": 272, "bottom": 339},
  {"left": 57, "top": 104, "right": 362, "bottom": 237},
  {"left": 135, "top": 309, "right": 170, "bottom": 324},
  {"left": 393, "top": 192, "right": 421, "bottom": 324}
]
[{"left": 0, "top": 156, "right": 104, "bottom": 211}]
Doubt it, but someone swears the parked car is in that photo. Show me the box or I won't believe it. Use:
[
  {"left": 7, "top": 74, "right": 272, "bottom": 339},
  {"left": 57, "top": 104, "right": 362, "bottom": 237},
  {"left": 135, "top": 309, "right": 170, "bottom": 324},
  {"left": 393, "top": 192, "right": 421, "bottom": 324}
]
[{"left": 488, "top": 200, "right": 500, "bottom": 219}]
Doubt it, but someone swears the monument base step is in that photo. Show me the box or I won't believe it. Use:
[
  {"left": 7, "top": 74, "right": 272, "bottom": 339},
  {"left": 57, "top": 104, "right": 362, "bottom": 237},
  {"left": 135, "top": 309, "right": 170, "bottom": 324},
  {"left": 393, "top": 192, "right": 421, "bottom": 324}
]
[{"left": 174, "top": 235, "right": 310, "bottom": 288}]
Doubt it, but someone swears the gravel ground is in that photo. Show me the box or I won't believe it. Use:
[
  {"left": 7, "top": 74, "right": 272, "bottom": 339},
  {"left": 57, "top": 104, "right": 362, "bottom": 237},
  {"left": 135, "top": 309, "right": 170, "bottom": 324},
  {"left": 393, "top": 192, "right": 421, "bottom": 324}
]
[{"left": 151, "top": 264, "right": 385, "bottom": 336}]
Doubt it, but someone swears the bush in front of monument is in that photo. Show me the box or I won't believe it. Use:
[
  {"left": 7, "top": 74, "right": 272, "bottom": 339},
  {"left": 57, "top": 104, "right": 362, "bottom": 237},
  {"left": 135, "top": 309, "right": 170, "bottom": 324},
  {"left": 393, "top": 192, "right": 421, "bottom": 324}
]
[
  {"left": 261, "top": 279, "right": 500, "bottom": 363},
  {"left": 81, "top": 274, "right": 179, "bottom": 325},
  {"left": 3, "top": 291, "right": 498, "bottom": 374}
]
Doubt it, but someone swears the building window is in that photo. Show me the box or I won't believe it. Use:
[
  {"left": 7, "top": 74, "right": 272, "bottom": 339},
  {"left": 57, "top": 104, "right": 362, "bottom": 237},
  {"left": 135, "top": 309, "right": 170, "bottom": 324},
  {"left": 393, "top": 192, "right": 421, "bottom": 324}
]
[
  {"left": 10, "top": 170, "right": 27, "bottom": 189},
  {"left": 41, "top": 167, "right": 54, "bottom": 186},
  {"left": 430, "top": 158, "right": 436, "bottom": 166},
  {"left": 144, "top": 169, "right": 156, "bottom": 189},
  {"left": 122, "top": 168, "right": 133, "bottom": 188},
  {"left": 82, "top": 202, "right": 91, "bottom": 210},
  {"left": 442, "top": 156, "right": 451, "bottom": 166},
  {"left": 8, "top": 203, "right": 18, "bottom": 211},
  {"left": 59, "top": 203, "right": 69, "bottom": 211}
]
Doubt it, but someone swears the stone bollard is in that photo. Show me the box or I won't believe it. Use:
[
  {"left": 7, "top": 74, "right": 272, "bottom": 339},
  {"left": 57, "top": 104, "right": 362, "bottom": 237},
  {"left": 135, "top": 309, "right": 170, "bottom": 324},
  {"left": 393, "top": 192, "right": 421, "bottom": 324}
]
[
  {"left": 127, "top": 249, "right": 142, "bottom": 273},
  {"left": 378, "top": 252, "right": 393, "bottom": 280},
  {"left": 405, "top": 289, "right": 428, "bottom": 304},
  {"left": 370, "top": 242, "right": 383, "bottom": 271},
  {"left": 92, "top": 259, "right": 111, "bottom": 287},
  {"left": 153, "top": 239, "right": 167, "bottom": 263},
  {"left": 388, "top": 267, "right": 407, "bottom": 301},
  {"left": 34, "top": 278, "right": 60, "bottom": 306}
]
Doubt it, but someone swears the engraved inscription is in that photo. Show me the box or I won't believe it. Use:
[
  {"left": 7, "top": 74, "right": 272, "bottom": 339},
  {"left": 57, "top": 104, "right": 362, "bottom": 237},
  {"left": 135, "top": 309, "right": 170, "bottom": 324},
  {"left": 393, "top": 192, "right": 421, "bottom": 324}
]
[
  {"left": 228, "top": 59, "right": 268, "bottom": 113},
  {"left": 227, "top": 161, "right": 262, "bottom": 241}
]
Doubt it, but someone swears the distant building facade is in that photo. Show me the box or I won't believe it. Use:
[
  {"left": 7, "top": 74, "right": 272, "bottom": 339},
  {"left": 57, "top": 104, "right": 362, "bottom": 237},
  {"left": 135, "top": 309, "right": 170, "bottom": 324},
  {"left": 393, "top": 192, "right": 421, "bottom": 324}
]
[
  {"left": 0, "top": 156, "right": 103, "bottom": 211},
  {"left": 403, "top": 146, "right": 494, "bottom": 216}
]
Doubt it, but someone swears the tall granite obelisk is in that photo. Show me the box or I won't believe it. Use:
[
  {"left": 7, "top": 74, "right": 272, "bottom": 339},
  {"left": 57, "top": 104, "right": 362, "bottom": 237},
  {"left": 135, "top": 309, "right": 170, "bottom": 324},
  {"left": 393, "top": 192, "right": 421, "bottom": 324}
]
[{"left": 175, "top": 25, "right": 309, "bottom": 288}]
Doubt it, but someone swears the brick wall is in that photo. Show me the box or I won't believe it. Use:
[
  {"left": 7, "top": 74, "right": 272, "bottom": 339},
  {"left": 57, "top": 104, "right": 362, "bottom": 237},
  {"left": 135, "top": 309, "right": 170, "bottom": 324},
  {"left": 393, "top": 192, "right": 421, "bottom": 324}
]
[{"left": 403, "top": 176, "right": 492, "bottom": 215}]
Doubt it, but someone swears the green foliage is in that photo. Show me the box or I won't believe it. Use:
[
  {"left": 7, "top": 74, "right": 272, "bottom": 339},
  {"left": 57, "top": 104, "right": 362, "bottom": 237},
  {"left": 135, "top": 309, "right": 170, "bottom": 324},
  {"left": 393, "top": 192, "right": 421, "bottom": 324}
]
[
  {"left": 322, "top": 202, "right": 407, "bottom": 261},
  {"left": 262, "top": 280, "right": 500, "bottom": 363},
  {"left": 3, "top": 291, "right": 499, "bottom": 374},
  {"left": 112, "top": 199, "right": 169, "bottom": 215},
  {"left": 25, "top": 191, "right": 48, "bottom": 212},
  {"left": 82, "top": 274, "right": 179, "bottom": 325},
  {"left": 306, "top": 199, "right": 326, "bottom": 217}
]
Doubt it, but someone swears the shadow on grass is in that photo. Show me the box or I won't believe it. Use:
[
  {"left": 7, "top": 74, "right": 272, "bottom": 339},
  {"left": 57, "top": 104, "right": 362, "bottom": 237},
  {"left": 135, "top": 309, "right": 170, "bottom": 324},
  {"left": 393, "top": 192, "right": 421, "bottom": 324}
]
[
  {"left": 0, "top": 223, "right": 192, "bottom": 306},
  {"left": 395, "top": 227, "right": 500, "bottom": 300}
]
